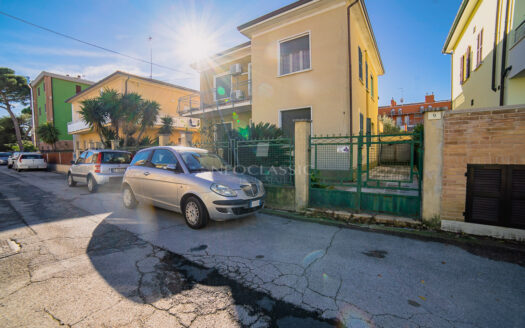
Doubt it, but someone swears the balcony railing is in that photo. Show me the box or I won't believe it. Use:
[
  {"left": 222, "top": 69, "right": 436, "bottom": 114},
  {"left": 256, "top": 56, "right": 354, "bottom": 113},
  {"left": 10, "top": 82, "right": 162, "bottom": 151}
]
[
  {"left": 178, "top": 79, "right": 251, "bottom": 115},
  {"left": 67, "top": 116, "right": 199, "bottom": 135}
]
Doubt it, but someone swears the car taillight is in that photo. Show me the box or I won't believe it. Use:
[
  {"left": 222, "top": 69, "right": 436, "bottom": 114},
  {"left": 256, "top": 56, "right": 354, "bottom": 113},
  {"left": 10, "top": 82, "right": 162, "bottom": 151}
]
[{"left": 95, "top": 152, "right": 102, "bottom": 173}]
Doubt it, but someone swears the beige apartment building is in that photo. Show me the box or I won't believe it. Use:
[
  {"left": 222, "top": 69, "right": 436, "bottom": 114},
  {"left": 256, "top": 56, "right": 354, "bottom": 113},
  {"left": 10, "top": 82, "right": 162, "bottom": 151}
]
[
  {"left": 178, "top": 0, "right": 384, "bottom": 139},
  {"left": 443, "top": 0, "right": 525, "bottom": 109}
]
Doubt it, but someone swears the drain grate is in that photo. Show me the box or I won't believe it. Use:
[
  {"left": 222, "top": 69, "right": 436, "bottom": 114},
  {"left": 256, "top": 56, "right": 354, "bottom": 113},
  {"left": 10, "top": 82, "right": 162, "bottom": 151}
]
[{"left": 0, "top": 239, "right": 21, "bottom": 259}]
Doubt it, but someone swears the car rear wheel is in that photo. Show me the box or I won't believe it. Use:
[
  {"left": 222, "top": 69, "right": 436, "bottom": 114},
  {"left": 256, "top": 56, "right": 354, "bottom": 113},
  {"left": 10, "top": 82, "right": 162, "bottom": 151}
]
[
  {"left": 87, "top": 175, "right": 98, "bottom": 193},
  {"left": 183, "top": 196, "right": 209, "bottom": 229},
  {"left": 122, "top": 186, "right": 138, "bottom": 209},
  {"left": 67, "top": 173, "right": 77, "bottom": 187}
]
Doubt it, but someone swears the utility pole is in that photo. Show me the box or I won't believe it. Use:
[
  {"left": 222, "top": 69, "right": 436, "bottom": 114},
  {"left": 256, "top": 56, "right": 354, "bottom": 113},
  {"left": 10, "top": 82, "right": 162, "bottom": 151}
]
[{"left": 148, "top": 36, "right": 153, "bottom": 78}]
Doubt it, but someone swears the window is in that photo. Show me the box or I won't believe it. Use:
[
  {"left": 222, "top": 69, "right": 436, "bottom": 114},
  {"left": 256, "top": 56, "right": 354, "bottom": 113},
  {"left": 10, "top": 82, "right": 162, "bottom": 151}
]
[
  {"left": 359, "top": 113, "right": 364, "bottom": 132},
  {"left": 465, "top": 46, "right": 471, "bottom": 80},
  {"left": 38, "top": 107, "right": 41, "bottom": 115},
  {"left": 76, "top": 151, "right": 88, "bottom": 164},
  {"left": 398, "top": 108, "right": 402, "bottom": 115},
  {"left": 476, "top": 29, "right": 483, "bottom": 68},
  {"left": 37, "top": 87, "right": 40, "bottom": 96},
  {"left": 279, "top": 34, "right": 310, "bottom": 75},
  {"left": 365, "top": 61, "right": 369, "bottom": 89},
  {"left": 405, "top": 115, "right": 410, "bottom": 125},
  {"left": 280, "top": 108, "right": 311, "bottom": 138},
  {"left": 130, "top": 150, "right": 152, "bottom": 166},
  {"left": 215, "top": 122, "right": 232, "bottom": 141},
  {"left": 358, "top": 47, "right": 363, "bottom": 81},
  {"left": 370, "top": 75, "right": 374, "bottom": 98},
  {"left": 151, "top": 149, "right": 178, "bottom": 169},
  {"left": 76, "top": 85, "right": 82, "bottom": 94},
  {"left": 101, "top": 152, "right": 132, "bottom": 164},
  {"left": 84, "top": 152, "right": 94, "bottom": 163},
  {"left": 391, "top": 109, "right": 395, "bottom": 115},
  {"left": 214, "top": 75, "right": 231, "bottom": 100}
]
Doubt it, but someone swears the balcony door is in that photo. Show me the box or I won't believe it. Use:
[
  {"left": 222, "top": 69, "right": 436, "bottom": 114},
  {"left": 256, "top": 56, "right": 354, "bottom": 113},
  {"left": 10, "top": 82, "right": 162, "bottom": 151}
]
[{"left": 214, "top": 74, "right": 232, "bottom": 101}]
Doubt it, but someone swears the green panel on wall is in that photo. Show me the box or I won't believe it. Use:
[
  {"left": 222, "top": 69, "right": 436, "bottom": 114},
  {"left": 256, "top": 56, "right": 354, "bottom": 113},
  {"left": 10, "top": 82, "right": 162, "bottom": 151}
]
[
  {"left": 309, "top": 188, "right": 358, "bottom": 209},
  {"left": 35, "top": 80, "right": 47, "bottom": 127},
  {"left": 51, "top": 78, "right": 91, "bottom": 141}
]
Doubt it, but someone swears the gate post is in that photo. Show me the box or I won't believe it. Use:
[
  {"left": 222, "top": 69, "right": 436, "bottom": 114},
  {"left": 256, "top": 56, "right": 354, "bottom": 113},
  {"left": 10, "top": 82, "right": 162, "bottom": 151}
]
[
  {"left": 356, "top": 132, "right": 363, "bottom": 212},
  {"left": 422, "top": 109, "right": 445, "bottom": 222},
  {"left": 294, "top": 119, "right": 311, "bottom": 212}
]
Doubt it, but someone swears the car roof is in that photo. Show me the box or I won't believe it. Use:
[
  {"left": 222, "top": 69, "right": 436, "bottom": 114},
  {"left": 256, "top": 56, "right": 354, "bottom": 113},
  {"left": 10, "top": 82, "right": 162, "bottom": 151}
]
[
  {"left": 84, "top": 149, "right": 131, "bottom": 153},
  {"left": 138, "top": 146, "right": 208, "bottom": 153}
]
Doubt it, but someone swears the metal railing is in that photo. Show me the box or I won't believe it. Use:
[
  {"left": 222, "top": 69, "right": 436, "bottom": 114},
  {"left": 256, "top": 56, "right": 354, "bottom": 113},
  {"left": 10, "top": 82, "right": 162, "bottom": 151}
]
[{"left": 178, "top": 79, "right": 251, "bottom": 115}]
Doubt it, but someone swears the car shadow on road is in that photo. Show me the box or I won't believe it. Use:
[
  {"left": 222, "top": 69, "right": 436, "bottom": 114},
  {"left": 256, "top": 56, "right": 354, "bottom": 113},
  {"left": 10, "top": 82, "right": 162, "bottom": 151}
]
[{"left": 86, "top": 215, "right": 340, "bottom": 327}]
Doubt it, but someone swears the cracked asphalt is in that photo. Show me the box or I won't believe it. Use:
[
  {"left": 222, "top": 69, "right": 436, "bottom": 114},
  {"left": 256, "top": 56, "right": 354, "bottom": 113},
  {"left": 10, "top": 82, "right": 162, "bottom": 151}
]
[{"left": 1, "top": 166, "right": 525, "bottom": 327}]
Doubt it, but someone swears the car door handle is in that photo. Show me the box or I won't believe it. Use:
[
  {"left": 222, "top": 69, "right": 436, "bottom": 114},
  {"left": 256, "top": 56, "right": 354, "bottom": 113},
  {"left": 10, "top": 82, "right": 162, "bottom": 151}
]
[{"left": 144, "top": 172, "right": 150, "bottom": 176}]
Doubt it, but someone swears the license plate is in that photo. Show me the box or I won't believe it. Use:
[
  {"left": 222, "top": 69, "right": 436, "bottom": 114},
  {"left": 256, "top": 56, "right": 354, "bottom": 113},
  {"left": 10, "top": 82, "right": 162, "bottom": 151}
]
[
  {"left": 250, "top": 200, "right": 261, "bottom": 208},
  {"left": 112, "top": 168, "right": 126, "bottom": 173}
]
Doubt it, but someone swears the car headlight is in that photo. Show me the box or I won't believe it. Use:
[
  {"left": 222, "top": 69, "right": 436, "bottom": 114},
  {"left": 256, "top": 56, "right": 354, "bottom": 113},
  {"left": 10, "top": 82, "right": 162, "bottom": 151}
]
[
  {"left": 210, "top": 183, "right": 237, "bottom": 197},
  {"left": 257, "top": 180, "right": 265, "bottom": 194}
]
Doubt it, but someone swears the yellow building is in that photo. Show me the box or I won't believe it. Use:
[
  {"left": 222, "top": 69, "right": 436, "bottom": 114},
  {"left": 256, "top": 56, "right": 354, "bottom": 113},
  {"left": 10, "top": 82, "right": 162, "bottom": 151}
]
[
  {"left": 443, "top": 0, "right": 525, "bottom": 109},
  {"left": 66, "top": 71, "right": 200, "bottom": 154},
  {"left": 179, "top": 0, "right": 384, "bottom": 139}
]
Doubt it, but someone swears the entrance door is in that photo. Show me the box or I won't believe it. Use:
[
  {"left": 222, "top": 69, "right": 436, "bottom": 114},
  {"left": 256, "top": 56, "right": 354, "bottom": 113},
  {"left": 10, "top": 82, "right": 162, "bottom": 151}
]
[
  {"left": 280, "top": 108, "right": 311, "bottom": 138},
  {"left": 466, "top": 165, "right": 525, "bottom": 229}
]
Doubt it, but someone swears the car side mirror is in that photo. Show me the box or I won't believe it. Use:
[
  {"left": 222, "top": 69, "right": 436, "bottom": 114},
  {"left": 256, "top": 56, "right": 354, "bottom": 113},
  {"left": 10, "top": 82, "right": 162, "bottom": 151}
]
[
  {"left": 166, "top": 163, "right": 183, "bottom": 173},
  {"left": 70, "top": 160, "right": 75, "bottom": 165}
]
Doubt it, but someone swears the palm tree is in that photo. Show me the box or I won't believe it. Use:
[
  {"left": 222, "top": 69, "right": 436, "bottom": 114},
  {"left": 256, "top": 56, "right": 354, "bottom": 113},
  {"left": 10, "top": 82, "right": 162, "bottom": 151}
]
[
  {"left": 245, "top": 122, "right": 283, "bottom": 140},
  {"left": 119, "top": 92, "right": 143, "bottom": 146},
  {"left": 136, "top": 100, "right": 160, "bottom": 144},
  {"left": 99, "top": 88, "right": 121, "bottom": 139},
  {"left": 79, "top": 98, "right": 107, "bottom": 144},
  {"left": 158, "top": 116, "right": 173, "bottom": 135},
  {"left": 36, "top": 122, "right": 60, "bottom": 150}
]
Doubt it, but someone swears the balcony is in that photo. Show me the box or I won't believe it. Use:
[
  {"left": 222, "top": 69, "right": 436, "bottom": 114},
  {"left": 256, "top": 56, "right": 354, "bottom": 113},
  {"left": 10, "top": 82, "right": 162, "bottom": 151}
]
[
  {"left": 509, "top": 20, "right": 525, "bottom": 79},
  {"left": 67, "top": 119, "right": 91, "bottom": 134},
  {"left": 178, "top": 79, "right": 251, "bottom": 117},
  {"left": 67, "top": 116, "right": 200, "bottom": 135}
]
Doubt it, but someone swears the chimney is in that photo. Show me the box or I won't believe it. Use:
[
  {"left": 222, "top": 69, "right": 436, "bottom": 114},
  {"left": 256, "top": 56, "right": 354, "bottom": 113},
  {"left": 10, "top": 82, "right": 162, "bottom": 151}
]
[
  {"left": 390, "top": 98, "right": 397, "bottom": 107},
  {"left": 425, "top": 93, "right": 435, "bottom": 103}
]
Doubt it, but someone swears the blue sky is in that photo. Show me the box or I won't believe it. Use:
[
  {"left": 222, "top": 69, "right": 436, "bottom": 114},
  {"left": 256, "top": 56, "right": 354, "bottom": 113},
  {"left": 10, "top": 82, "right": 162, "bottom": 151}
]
[{"left": 0, "top": 0, "right": 460, "bottom": 114}]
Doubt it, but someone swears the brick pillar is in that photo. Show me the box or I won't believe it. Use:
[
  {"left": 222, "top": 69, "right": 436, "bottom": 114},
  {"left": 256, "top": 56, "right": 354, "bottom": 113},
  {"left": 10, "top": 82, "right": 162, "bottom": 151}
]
[
  {"left": 294, "top": 120, "right": 311, "bottom": 212},
  {"left": 422, "top": 110, "right": 445, "bottom": 222}
]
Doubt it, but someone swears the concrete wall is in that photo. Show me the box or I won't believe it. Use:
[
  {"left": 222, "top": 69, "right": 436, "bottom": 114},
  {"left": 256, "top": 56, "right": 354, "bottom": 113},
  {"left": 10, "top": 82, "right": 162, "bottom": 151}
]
[
  {"left": 440, "top": 104, "right": 525, "bottom": 222},
  {"left": 422, "top": 110, "right": 444, "bottom": 221}
]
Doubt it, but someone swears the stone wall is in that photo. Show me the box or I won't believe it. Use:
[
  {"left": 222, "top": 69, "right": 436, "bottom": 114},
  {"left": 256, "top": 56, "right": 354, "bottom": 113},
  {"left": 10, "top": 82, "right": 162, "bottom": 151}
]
[{"left": 440, "top": 105, "right": 525, "bottom": 222}]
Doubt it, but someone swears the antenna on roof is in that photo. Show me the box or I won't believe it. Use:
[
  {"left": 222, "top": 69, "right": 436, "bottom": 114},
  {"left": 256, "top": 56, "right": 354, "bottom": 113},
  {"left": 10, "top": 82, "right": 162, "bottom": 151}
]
[{"left": 148, "top": 36, "right": 153, "bottom": 79}]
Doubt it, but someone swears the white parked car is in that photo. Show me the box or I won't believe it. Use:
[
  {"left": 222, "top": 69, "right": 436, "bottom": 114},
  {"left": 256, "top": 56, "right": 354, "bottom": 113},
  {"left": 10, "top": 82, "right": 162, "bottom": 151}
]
[{"left": 13, "top": 153, "right": 47, "bottom": 172}]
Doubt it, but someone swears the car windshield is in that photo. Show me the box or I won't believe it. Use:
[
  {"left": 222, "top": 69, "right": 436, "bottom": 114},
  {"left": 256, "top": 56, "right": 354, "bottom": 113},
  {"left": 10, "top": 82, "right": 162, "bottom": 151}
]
[
  {"left": 179, "top": 151, "right": 230, "bottom": 172},
  {"left": 101, "top": 152, "right": 132, "bottom": 164}
]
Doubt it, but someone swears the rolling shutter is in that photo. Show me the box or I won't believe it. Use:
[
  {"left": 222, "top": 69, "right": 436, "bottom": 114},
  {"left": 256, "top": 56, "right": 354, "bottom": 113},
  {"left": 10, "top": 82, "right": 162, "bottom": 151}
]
[{"left": 466, "top": 165, "right": 525, "bottom": 229}]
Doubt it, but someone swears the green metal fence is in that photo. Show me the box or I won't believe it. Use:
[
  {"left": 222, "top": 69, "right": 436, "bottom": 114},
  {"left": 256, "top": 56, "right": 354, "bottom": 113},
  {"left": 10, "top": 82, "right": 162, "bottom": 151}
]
[
  {"left": 195, "top": 138, "right": 294, "bottom": 185},
  {"left": 309, "top": 132, "right": 423, "bottom": 218}
]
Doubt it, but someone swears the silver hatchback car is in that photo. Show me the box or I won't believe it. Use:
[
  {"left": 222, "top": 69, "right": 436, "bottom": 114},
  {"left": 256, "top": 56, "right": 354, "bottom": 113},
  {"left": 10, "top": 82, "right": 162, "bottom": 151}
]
[
  {"left": 68, "top": 150, "right": 132, "bottom": 192},
  {"left": 121, "top": 146, "right": 265, "bottom": 229}
]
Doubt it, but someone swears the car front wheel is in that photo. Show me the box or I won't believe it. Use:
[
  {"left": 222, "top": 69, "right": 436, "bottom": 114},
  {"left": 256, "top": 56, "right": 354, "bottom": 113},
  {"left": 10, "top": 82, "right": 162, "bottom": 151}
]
[
  {"left": 183, "top": 196, "right": 209, "bottom": 229},
  {"left": 67, "top": 173, "right": 77, "bottom": 187},
  {"left": 122, "top": 186, "right": 138, "bottom": 209}
]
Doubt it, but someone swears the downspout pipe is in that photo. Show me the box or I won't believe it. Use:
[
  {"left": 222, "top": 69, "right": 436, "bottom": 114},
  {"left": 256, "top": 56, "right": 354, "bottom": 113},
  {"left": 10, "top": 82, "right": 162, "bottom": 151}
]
[
  {"left": 499, "top": 0, "right": 511, "bottom": 106},
  {"left": 491, "top": 0, "right": 501, "bottom": 92},
  {"left": 347, "top": 0, "right": 359, "bottom": 136}
]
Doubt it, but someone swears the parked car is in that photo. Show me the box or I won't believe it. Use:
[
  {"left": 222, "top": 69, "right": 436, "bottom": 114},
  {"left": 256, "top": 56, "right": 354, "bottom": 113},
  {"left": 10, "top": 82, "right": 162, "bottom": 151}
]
[
  {"left": 12, "top": 153, "right": 47, "bottom": 172},
  {"left": 7, "top": 152, "right": 21, "bottom": 168},
  {"left": 67, "top": 150, "right": 132, "bottom": 193},
  {"left": 0, "top": 152, "right": 12, "bottom": 165},
  {"left": 121, "top": 146, "right": 265, "bottom": 229}
]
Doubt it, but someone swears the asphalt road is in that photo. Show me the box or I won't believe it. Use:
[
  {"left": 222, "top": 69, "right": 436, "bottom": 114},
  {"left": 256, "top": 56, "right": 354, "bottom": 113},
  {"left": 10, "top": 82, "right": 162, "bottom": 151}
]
[{"left": 0, "top": 166, "right": 524, "bottom": 327}]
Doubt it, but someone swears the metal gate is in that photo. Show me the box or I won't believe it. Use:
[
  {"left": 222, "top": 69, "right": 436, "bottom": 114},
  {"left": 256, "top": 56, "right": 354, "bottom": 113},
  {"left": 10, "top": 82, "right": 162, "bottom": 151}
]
[{"left": 309, "top": 132, "right": 423, "bottom": 218}]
